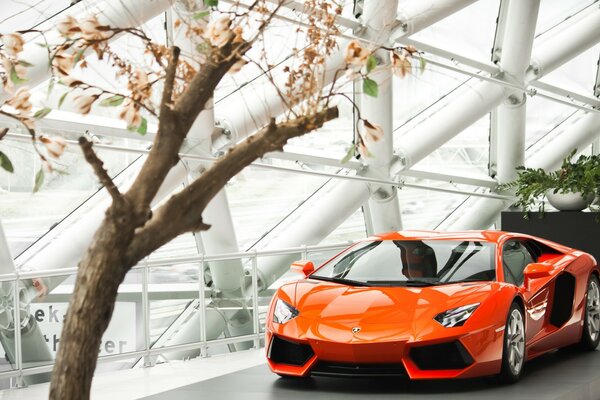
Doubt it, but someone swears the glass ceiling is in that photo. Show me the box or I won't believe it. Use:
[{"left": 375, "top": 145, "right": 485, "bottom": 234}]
[{"left": 1, "top": 0, "right": 599, "bottom": 265}]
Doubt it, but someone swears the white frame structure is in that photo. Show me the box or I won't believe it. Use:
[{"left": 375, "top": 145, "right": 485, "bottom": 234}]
[{"left": 0, "top": 0, "right": 599, "bottom": 387}]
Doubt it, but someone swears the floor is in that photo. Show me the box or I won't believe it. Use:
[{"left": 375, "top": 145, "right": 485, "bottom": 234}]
[
  {"left": 143, "top": 348, "right": 600, "bottom": 400},
  {"left": 0, "top": 349, "right": 265, "bottom": 399},
  {"left": 2, "top": 348, "right": 600, "bottom": 399}
]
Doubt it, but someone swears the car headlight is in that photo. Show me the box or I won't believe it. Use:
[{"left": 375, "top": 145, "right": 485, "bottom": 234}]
[
  {"left": 273, "top": 299, "right": 299, "bottom": 324},
  {"left": 434, "top": 303, "right": 480, "bottom": 328}
]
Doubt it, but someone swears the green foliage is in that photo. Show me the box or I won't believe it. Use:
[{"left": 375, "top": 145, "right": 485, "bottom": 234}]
[
  {"left": 366, "top": 55, "right": 377, "bottom": 73},
  {"left": 193, "top": 10, "right": 210, "bottom": 19},
  {"left": 0, "top": 151, "right": 14, "bottom": 173},
  {"left": 10, "top": 67, "right": 28, "bottom": 84},
  {"left": 204, "top": 0, "right": 218, "bottom": 6},
  {"left": 137, "top": 117, "right": 148, "bottom": 135},
  {"left": 500, "top": 149, "right": 600, "bottom": 214},
  {"left": 340, "top": 145, "right": 356, "bottom": 164},
  {"left": 33, "top": 107, "right": 52, "bottom": 119},
  {"left": 99, "top": 95, "right": 124, "bottom": 107},
  {"left": 33, "top": 168, "right": 45, "bottom": 193},
  {"left": 363, "top": 78, "right": 378, "bottom": 97}
]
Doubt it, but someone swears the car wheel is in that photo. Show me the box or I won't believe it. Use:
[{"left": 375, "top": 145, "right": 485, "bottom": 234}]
[
  {"left": 498, "top": 303, "right": 526, "bottom": 383},
  {"left": 580, "top": 274, "right": 600, "bottom": 351}
]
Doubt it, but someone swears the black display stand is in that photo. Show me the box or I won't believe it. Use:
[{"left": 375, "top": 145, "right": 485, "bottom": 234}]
[{"left": 501, "top": 212, "right": 600, "bottom": 263}]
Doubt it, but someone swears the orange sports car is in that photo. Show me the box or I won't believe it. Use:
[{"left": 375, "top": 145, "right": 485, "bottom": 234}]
[{"left": 265, "top": 230, "right": 599, "bottom": 382}]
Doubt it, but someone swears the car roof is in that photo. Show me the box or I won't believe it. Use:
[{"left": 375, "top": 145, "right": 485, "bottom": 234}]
[{"left": 369, "top": 230, "right": 518, "bottom": 244}]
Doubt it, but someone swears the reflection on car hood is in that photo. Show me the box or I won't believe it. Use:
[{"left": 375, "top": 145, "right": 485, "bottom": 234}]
[{"left": 293, "top": 279, "right": 494, "bottom": 325}]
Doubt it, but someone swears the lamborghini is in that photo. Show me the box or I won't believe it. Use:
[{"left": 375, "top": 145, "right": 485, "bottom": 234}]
[{"left": 265, "top": 230, "right": 599, "bottom": 382}]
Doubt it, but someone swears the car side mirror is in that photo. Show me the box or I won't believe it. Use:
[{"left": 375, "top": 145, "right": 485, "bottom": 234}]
[
  {"left": 291, "top": 260, "right": 315, "bottom": 277},
  {"left": 523, "top": 262, "right": 553, "bottom": 280}
]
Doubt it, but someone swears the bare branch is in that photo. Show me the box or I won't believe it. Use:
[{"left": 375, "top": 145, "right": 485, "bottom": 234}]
[
  {"left": 78, "top": 137, "right": 122, "bottom": 202},
  {"left": 160, "top": 46, "right": 180, "bottom": 116},
  {"left": 125, "top": 106, "right": 339, "bottom": 264}
]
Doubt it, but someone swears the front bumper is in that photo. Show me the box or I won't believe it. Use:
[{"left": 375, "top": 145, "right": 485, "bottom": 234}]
[{"left": 265, "top": 324, "right": 503, "bottom": 379}]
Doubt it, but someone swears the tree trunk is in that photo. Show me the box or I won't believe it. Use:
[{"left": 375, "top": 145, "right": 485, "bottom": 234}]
[{"left": 49, "top": 205, "right": 138, "bottom": 400}]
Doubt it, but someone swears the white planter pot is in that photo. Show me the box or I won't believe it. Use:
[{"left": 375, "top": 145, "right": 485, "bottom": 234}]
[{"left": 546, "top": 191, "right": 596, "bottom": 211}]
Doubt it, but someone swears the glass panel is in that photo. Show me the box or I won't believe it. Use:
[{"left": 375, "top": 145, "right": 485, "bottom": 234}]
[
  {"left": 526, "top": 95, "right": 579, "bottom": 149},
  {"left": 320, "top": 208, "right": 367, "bottom": 244},
  {"left": 0, "top": 134, "right": 143, "bottom": 257},
  {"left": 401, "top": 113, "right": 490, "bottom": 176},
  {"left": 398, "top": 186, "right": 470, "bottom": 230},
  {"left": 148, "top": 262, "right": 201, "bottom": 359},
  {"left": 227, "top": 164, "right": 331, "bottom": 250},
  {"left": 536, "top": 0, "right": 596, "bottom": 37},
  {"left": 409, "top": 0, "right": 501, "bottom": 62}
]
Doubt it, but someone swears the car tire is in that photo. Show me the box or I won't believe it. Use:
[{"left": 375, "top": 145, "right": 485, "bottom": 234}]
[
  {"left": 580, "top": 274, "right": 600, "bottom": 351},
  {"left": 498, "top": 302, "right": 526, "bottom": 384}
]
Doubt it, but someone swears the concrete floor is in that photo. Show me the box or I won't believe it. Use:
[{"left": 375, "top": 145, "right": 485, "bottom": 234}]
[{"left": 143, "top": 348, "right": 600, "bottom": 400}]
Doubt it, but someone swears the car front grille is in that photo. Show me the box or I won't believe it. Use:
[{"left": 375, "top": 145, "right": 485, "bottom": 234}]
[{"left": 312, "top": 361, "right": 407, "bottom": 377}]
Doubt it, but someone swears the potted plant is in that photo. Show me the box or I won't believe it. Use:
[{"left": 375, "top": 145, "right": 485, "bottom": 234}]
[{"left": 501, "top": 149, "right": 600, "bottom": 216}]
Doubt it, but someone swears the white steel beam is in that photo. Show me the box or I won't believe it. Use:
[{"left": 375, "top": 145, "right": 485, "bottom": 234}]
[
  {"left": 393, "top": 0, "right": 479, "bottom": 39},
  {"left": 528, "top": 6, "right": 600, "bottom": 80},
  {"left": 394, "top": 80, "right": 507, "bottom": 170},
  {"left": 495, "top": 0, "right": 540, "bottom": 184},
  {"left": 527, "top": 112, "right": 600, "bottom": 171},
  {"left": 360, "top": 0, "right": 402, "bottom": 232}
]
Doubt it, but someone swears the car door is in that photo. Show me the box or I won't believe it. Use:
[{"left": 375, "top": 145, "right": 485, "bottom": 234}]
[{"left": 502, "top": 240, "right": 551, "bottom": 342}]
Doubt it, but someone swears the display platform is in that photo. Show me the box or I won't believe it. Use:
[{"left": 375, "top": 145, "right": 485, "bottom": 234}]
[{"left": 143, "top": 348, "right": 600, "bottom": 400}]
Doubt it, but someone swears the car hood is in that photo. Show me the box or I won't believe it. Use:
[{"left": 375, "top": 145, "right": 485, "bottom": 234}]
[{"left": 283, "top": 279, "right": 498, "bottom": 342}]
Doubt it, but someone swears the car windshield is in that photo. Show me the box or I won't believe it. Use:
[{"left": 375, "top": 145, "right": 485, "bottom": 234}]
[{"left": 310, "top": 240, "right": 496, "bottom": 287}]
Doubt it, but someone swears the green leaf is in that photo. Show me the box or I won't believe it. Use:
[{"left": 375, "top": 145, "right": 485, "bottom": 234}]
[
  {"left": 366, "top": 55, "right": 377, "bottom": 73},
  {"left": 340, "top": 145, "right": 355, "bottom": 164},
  {"left": 33, "top": 168, "right": 44, "bottom": 193},
  {"left": 419, "top": 56, "right": 426, "bottom": 74},
  {"left": 363, "top": 78, "right": 378, "bottom": 97},
  {"left": 137, "top": 117, "right": 148, "bottom": 135},
  {"left": 46, "top": 78, "right": 55, "bottom": 99},
  {"left": 73, "top": 49, "right": 85, "bottom": 65},
  {"left": 33, "top": 107, "right": 52, "bottom": 119},
  {"left": 10, "top": 67, "right": 28, "bottom": 84},
  {"left": 99, "top": 95, "right": 124, "bottom": 107},
  {"left": 58, "top": 92, "right": 69, "bottom": 109},
  {"left": 193, "top": 10, "right": 210, "bottom": 19},
  {"left": 17, "top": 60, "right": 34, "bottom": 67},
  {"left": 204, "top": 0, "right": 218, "bottom": 6},
  {"left": 0, "top": 151, "right": 14, "bottom": 173}
]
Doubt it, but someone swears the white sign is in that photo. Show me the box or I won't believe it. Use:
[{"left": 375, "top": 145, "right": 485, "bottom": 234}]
[{"left": 32, "top": 302, "right": 137, "bottom": 356}]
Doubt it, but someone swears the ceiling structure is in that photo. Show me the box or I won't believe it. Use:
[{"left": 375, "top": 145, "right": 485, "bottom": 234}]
[{"left": 0, "top": 0, "right": 598, "bottom": 385}]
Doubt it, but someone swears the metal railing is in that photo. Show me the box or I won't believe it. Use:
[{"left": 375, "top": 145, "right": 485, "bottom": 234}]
[{"left": 0, "top": 241, "right": 351, "bottom": 383}]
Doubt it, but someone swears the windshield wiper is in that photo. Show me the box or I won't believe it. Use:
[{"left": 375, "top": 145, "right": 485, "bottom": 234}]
[
  {"left": 308, "top": 276, "right": 372, "bottom": 287},
  {"left": 366, "top": 279, "right": 442, "bottom": 287}
]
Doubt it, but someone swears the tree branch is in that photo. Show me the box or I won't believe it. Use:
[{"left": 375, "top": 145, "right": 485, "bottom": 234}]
[
  {"left": 160, "top": 46, "right": 180, "bottom": 116},
  {"left": 125, "top": 41, "right": 247, "bottom": 211},
  {"left": 125, "top": 106, "right": 338, "bottom": 264},
  {"left": 78, "top": 137, "right": 121, "bottom": 202}
]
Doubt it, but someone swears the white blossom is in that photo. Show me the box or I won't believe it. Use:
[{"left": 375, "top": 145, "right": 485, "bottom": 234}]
[{"left": 1, "top": 33, "right": 25, "bottom": 56}]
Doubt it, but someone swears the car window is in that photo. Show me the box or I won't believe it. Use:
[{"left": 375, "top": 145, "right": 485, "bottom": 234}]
[
  {"left": 502, "top": 241, "right": 535, "bottom": 286},
  {"left": 310, "top": 240, "right": 496, "bottom": 286}
]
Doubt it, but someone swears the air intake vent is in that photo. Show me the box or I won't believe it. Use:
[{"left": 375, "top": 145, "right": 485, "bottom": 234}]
[
  {"left": 409, "top": 341, "right": 474, "bottom": 370},
  {"left": 268, "top": 335, "right": 314, "bottom": 366}
]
